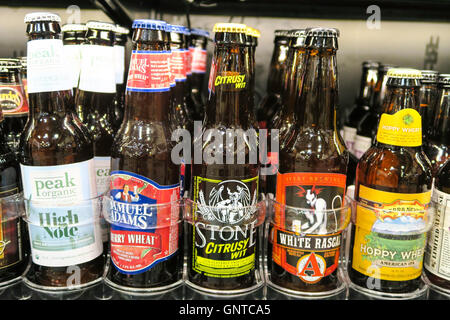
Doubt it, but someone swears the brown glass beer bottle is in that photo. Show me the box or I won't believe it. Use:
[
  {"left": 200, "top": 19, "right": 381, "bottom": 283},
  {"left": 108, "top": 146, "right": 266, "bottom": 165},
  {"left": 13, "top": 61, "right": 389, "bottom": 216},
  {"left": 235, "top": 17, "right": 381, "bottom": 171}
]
[
  {"left": 270, "top": 27, "right": 348, "bottom": 293},
  {"left": 188, "top": 23, "right": 260, "bottom": 291},
  {"left": 112, "top": 25, "right": 129, "bottom": 132},
  {"left": 20, "top": 12, "right": 103, "bottom": 287},
  {"left": 61, "top": 23, "right": 87, "bottom": 92},
  {"left": 419, "top": 70, "right": 439, "bottom": 140},
  {"left": 349, "top": 68, "right": 432, "bottom": 293},
  {"left": 424, "top": 74, "right": 450, "bottom": 175},
  {"left": 108, "top": 19, "right": 182, "bottom": 288}
]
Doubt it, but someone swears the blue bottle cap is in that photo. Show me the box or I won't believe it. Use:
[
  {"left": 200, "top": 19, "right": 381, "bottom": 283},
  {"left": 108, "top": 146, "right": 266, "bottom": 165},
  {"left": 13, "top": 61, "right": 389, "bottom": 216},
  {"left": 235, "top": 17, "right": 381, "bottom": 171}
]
[
  {"left": 132, "top": 19, "right": 167, "bottom": 31},
  {"left": 168, "top": 24, "right": 189, "bottom": 34},
  {"left": 190, "top": 28, "right": 210, "bottom": 38}
]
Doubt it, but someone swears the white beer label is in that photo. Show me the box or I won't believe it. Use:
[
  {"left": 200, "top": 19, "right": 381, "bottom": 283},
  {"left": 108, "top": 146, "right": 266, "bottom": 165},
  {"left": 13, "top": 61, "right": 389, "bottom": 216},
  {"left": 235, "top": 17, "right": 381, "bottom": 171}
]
[
  {"left": 424, "top": 188, "right": 450, "bottom": 281},
  {"left": 20, "top": 160, "right": 102, "bottom": 267},
  {"left": 94, "top": 156, "right": 111, "bottom": 196},
  {"left": 79, "top": 45, "right": 116, "bottom": 93},
  {"left": 63, "top": 45, "right": 82, "bottom": 88},
  {"left": 343, "top": 125, "right": 357, "bottom": 154},
  {"left": 27, "top": 39, "right": 72, "bottom": 93},
  {"left": 114, "top": 45, "right": 125, "bottom": 85},
  {"left": 354, "top": 135, "right": 372, "bottom": 159}
]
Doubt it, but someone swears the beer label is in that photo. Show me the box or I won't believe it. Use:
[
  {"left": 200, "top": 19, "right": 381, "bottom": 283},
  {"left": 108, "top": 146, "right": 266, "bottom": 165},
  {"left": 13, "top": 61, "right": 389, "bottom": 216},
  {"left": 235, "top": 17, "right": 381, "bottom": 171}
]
[
  {"left": 0, "top": 85, "right": 28, "bottom": 116},
  {"left": 78, "top": 45, "right": 116, "bottom": 93},
  {"left": 273, "top": 172, "right": 346, "bottom": 282},
  {"left": 63, "top": 44, "right": 82, "bottom": 88},
  {"left": 352, "top": 185, "right": 431, "bottom": 281},
  {"left": 191, "top": 48, "right": 207, "bottom": 74},
  {"left": 0, "top": 186, "right": 24, "bottom": 270},
  {"left": 186, "top": 47, "right": 193, "bottom": 75},
  {"left": 20, "top": 160, "right": 102, "bottom": 267},
  {"left": 95, "top": 156, "right": 111, "bottom": 243},
  {"left": 376, "top": 108, "right": 422, "bottom": 147},
  {"left": 191, "top": 175, "right": 259, "bottom": 278},
  {"left": 109, "top": 171, "right": 180, "bottom": 275},
  {"left": 343, "top": 125, "right": 357, "bottom": 153},
  {"left": 354, "top": 135, "right": 372, "bottom": 159},
  {"left": 214, "top": 73, "right": 246, "bottom": 90},
  {"left": 424, "top": 188, "right": 450, "bottom": 281},
  {"left": 170, "top": 48, "right": 187, "bottom": 82},
  {"left": 114, "top": 45, "right": 125, "bottom": 85},
  {"left": 126, "top": 50, "right": 171, "bottom": 92},
  {"left": 27, "top": 39, "right": 72, "bottom": 93}
]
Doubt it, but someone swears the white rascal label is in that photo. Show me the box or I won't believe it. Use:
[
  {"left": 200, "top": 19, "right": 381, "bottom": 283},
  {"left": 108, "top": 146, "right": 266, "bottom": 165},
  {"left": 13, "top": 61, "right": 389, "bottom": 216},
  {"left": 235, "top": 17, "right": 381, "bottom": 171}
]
[
  {"left": 424, "top": 188, "right": 450, "bottom": 281},
  {"left": 63, "top": 45, "right": 82, "bottom": 88},
  {"left": 27, "top": 39, "right": 72, "bottom": 93},
  {"left": 20, "top": 160, "right": 102, "bottom": 267},
  {"left": 114, "top": 45, "right": 125, "bottom": 85},
  {"left": 343, "top": 125, "right": 357, "bottom": 154},
  {"left": 353, "top": 135, "right": 372, "bottom": 159},
  {"left": 79, "top": 45, "right": 116, "bottom": 93}
]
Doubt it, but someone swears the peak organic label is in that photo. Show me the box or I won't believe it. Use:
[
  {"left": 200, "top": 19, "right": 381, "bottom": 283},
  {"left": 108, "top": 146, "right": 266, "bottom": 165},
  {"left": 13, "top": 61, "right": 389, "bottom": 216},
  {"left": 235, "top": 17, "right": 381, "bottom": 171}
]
[
  {"left": 376, "top": 108, "right": 422, "bottom": 147},
  {"left": 352, "top": 185, "right": 431, "bottom": 281},
  {"left": 0, "top": 85, "right": 28, "bottom": 115},
  {"left": 109, "top": 171, "right": 180, "bottom": 275}
]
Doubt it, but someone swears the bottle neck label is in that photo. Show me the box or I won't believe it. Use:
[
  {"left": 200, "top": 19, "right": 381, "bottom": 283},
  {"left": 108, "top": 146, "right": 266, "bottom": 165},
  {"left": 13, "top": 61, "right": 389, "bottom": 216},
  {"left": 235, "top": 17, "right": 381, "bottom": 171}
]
[
  {"left": 79, "top": 45, "right": 116, "bottom": 93},
  {"left": 126, "top": 50, "right": 171, "bottom": 92},
  {"left": 376, "top": 108, "right": 422, "bottom": 147},
  {"left": 0, "top": 84, "right": 29, "bottom": 116},
  {"left": 114, "top": 45, "right": 125, "bottom": 85},
  {"left": 63, "top": 44, "right": 82, "bottom": 88},
  {"left": 352, "top": 185, "right": 430, "bottom": 282},
  {"left": 27, "top": 39, "right": 72, "bottom": 94},
  {"left": 109, "top": 170, "right": 180, "bottom": 275},
  {"left": 191, "top": 47, "right": 207, "bottom": 74},
  {"left": 171, "top": 48, "right": 187, "bottom": 82}
]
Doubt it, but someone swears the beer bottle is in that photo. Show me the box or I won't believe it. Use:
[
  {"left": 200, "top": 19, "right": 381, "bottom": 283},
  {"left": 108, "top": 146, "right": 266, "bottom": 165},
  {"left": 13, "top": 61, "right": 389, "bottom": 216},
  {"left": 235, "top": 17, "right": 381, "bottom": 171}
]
[
  {"left": 112, "top": 25, "right": 129, "bottom": 132},
  {"left": 189, "top": 28, "right": 210, "bottom": 119},
  {"left": 0, "top": 59, "right": 29, "bottom": 153},
  {"left": 270, "top": 27, "right": 348, "bottom": 292},
  {"left": 20, "top": 12, "right": 103, "bottom": 287},
  {"left": 0, "top": 107, "right": 28, "bottom": 283},
  {"left": 245, "top": 26, "right": 260, "bottom": 124},
  {"left": 424, "top": 159, "right": 450, "bottom": 290},
  {"left": 258, "top": 30, "right": 290, "bottom": 129},
  {"left": 419, "top": 70, "right": 439, "bottom": 140},
  {"left": 343, "top": 61, "right": 379, "bottom": 154},
  {"left": 184, "top": 30, "right": 201, "bottom": 122},
  {"left": 168, "top": 24, "right": 193, "bottom": 196},
  {"left": 61, "top": 23, "right": 87, "bottom": 92},
  {"left": 349, "top": 68, "right": 432, "bottom": 293},
  {"left": 188, "top": 23, "right": 260, "bottom": 291},
  {"left": 424, "top": 74, "right": 450, "bottom": 175},
  {"left": 109, "top": 19, "right": 182, "bottom": 288},
  {"left": 265, "top": 29, "right": 306, "bottom": 196},
  {"left": 353, "top": 63, "right": 397, "bottom": 159},
  {"left": 76, "top": 21, "right": 117, "bottom": 251}
]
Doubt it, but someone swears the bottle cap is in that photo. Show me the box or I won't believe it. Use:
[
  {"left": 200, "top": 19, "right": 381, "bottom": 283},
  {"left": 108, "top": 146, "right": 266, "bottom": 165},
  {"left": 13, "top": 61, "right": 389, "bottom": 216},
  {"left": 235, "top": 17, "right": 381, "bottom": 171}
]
[
  {"left": 61, "top": 23, "right": 88, "bottom": 32},
  {"left": 0, "top": 59, "right": 21, "bottom": 72},
  {"left": 387, "top": 68, "right": 422, "bottom": 79},
  {"left": 114, "top": 25, "right": 130, "bottom": 35},
  {"left": 305, "top": 27, "right": 339, "bottom": 38},
  {"left": 86, "top": 21, "right": 115, "bottom": 31},
  {"left": 274, "top": 30, "right": 290, "bottom": 37},
  {"left": 379, "top": 63, "right": 398, "bottom": 72},
  {"left": 363, "top": 60, "right": 380, "bottom": 69},
  {"left": 168, "top": 24, "right": 189, "bottom": 35},
  {"left": 438, "top": 74, "right": 450, "bottom": 85},
  {"left": 190, "top": 28, "right": 210, "bottom": 38},
  {"left": 213, "top": 23, "right": 247, "bottom": 33},
  {"left": 246, "top": 27, "right": 260, "bottom": 38},
  {"left": 288, "top": 29, "right": 306, "bottom": 38},
  {"left": 420, "top": 70, "right": 439, "bottom": 83},
  {"left": 24, "top": 12, "right": 61, "bottom": 23},
  {"left": 132, "top": 19, "right": 168, "bottom": 31}
]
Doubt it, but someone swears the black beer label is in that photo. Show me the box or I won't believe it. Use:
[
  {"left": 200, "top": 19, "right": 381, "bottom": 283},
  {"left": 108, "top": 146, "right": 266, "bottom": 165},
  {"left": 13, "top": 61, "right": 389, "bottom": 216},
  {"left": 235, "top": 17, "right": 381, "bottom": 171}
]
[{"left": 191, "top": 175, "right": 259, "bottom": 278}]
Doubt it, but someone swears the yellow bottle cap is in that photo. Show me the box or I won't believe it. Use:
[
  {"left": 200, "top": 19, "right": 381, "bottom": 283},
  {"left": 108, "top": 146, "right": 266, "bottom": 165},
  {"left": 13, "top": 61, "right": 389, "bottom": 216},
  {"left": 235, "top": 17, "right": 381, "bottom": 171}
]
[
  {"left": 387, "top": 68, "right": 422, "bottom": 79},
  {"left": 213, "top": 23, "right": 247, "bottom": 33}
]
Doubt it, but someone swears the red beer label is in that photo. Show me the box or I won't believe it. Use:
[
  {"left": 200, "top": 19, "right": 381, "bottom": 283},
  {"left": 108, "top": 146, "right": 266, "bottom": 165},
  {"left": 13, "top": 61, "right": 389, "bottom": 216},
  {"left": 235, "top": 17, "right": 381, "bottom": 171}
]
[
  {"left": 126, "top": 50, "right": 171, "bottom": 92},
  {"left": 273, "top": 172, "right": 346, "bottom": 282},
  {"left": 186, "top": 47, "right": 193, "bottom": 75},
  {"left": 0, "top": 85, "right": 28, "bottom": 115},
  {"left": 171, "top": 48, "right": 187, "bottom": 82},
  {"left": 109, "top": 171, "right": 180, "bottom": 274},
  {"left": 191, "top": 48, "right": 207, "bottom": 73}
]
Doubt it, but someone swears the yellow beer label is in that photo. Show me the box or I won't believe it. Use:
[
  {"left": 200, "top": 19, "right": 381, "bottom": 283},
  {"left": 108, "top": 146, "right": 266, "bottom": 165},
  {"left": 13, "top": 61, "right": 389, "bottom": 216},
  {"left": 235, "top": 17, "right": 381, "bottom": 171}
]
[
  {"left": 214, "top": 71, "right": 246, "bottom": 89},
  {"left": 352, "top": 185, "right": 431, "bottom": 281},
  {"left": 376, "top": 108, "right": 422, "bottom": 147}
]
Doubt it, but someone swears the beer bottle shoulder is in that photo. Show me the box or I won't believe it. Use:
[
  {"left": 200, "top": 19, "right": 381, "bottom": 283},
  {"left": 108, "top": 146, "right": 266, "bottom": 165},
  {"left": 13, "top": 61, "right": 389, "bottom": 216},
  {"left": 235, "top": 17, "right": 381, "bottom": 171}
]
[
  {"left": 357, "top": 145, "right": 432, "bottom": 192},
  {"left": 423, "top": 142, "right": 450, "bottom": 175},
  {"left": 19, "top": 114, "right": 93, "bottom": 165}
]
